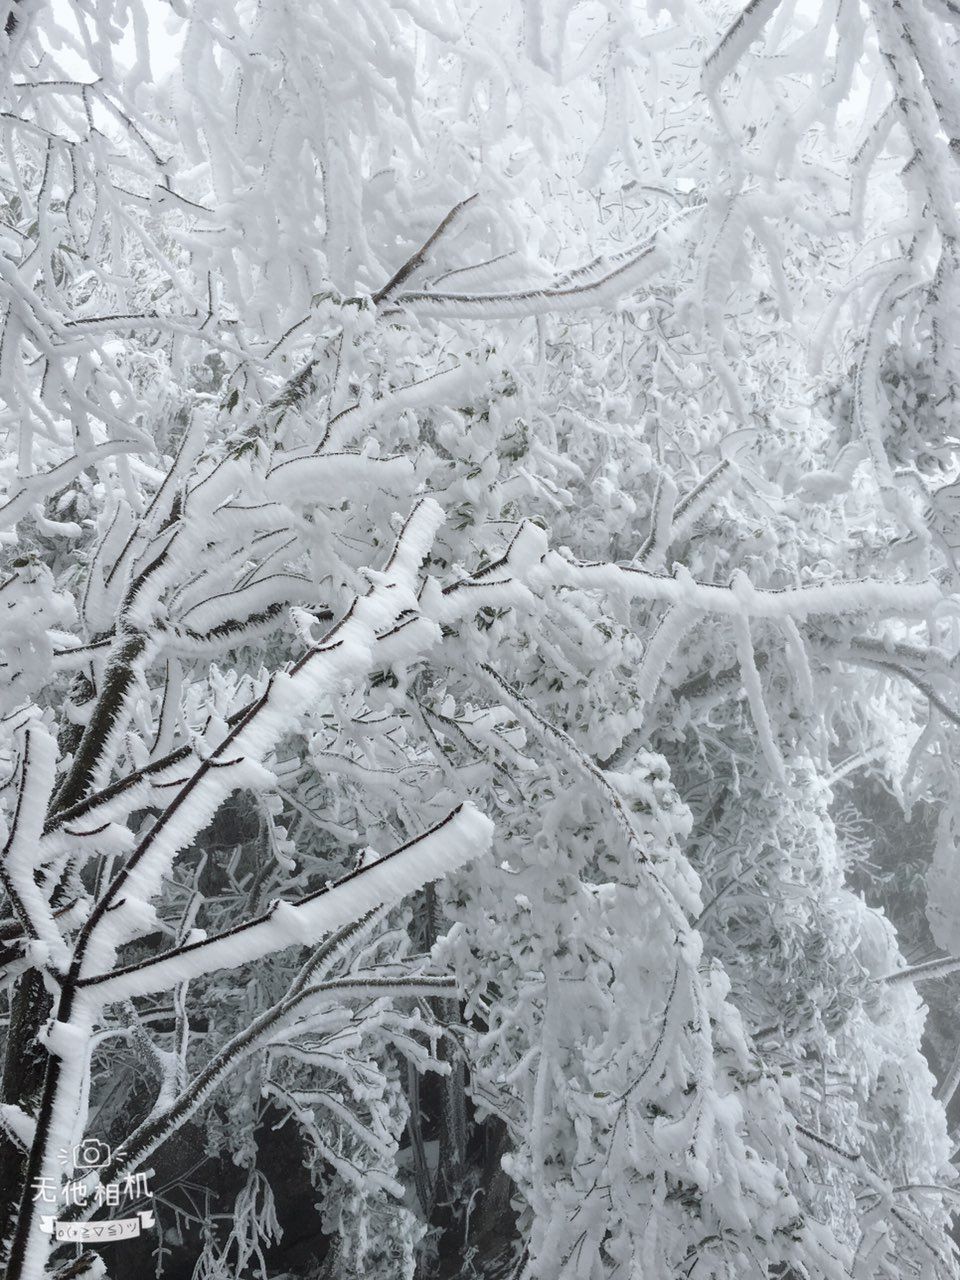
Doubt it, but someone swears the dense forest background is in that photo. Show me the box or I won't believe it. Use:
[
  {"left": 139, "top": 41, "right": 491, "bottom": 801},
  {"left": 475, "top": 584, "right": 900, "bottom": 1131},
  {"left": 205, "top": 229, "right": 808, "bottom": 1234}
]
[{"left": 1, "top": 0, "right": 960, "bottom": 1278}]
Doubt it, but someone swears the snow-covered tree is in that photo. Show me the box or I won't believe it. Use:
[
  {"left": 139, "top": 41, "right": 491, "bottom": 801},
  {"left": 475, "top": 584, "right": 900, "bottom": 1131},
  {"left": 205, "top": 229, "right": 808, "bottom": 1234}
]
[{"left": 1, "top": 1, "right": 959, "bottom": 1279}]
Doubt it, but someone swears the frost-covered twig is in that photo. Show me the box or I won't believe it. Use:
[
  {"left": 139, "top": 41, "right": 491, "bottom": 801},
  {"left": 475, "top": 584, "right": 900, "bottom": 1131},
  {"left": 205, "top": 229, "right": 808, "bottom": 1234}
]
[
  {"left": 390, "top": 235, "right": 669, "bottom": 319},
  {"left": 373, "top": 194, "right": 479, "bottom": 304},
  {"left": 882, "top": 955, "right": 960, "bottom": 986}
]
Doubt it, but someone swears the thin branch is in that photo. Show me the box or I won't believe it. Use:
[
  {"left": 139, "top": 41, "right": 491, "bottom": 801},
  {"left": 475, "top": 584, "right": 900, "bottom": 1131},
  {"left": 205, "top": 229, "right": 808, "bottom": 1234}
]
[{"left": 372, "top": 194, "right": 479, "bottom": 304}]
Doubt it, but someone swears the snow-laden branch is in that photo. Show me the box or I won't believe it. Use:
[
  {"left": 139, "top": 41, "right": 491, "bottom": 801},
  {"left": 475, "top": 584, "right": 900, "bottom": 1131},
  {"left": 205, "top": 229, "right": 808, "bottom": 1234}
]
[
  {"left": 702, "top": 0, "right": 785, "bottom": 96},
  {"left": 431, "top": 532, "right": 940, "bottom": 626},
  {"left": 76, "top": 803, "right": 492, "bottom": 1000},
  {"left": 668, "top": 460, "right": 738, "bottom": 549},
  {"left": 0, "top": 725, "right": 67, "bottom": 967},
  {"left": 537, "top": 556, "right": 940, "bottom": 622},
  {"left": 175, "top": 575, "right": 326, "bottom": 638},
  {"left": 633, "top": 460, "right": 738, "bottom": 569},
  {"left": 882, "top": 955, "right": 960, "bottom": 986},
  {"left": 732, "top": 614, "right": 786, "bottom": 782},
  {"left": 388, "top": 233, "right": 669, "bottom": 320},
  {"left": 634, "top": 604, "right": 698, "bottom": 703},
  {"left": 633, "top": 473, "right": 677, "bottom": 567}
]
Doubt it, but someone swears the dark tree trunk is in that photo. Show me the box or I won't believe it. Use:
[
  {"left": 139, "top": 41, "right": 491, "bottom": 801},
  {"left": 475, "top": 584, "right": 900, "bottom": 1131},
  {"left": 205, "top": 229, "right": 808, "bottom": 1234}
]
[{"left": 0, "top": 971, "right": 52, "bottom": 1260}]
